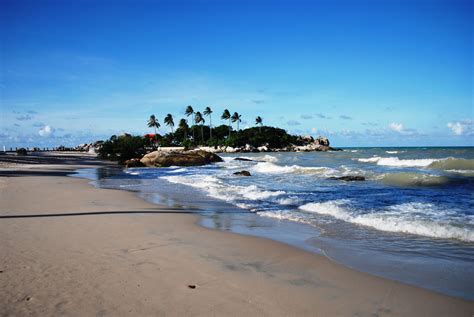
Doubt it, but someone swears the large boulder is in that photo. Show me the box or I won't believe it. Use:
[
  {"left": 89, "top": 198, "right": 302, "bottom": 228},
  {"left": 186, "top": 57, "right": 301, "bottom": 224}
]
[
  {"left": 315, "top": 136, "right": 330, "bottom": 146},
  {"left": 140, "top": 150, "right": 223, "bottom": 167}
]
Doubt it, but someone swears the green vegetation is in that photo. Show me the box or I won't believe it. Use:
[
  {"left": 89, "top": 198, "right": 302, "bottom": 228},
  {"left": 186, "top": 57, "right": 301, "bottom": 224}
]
[
  {"left": 16, "top": 148, "right": 28, "bottom": 155},
  {"left": 164, "top": 114, "right": 174, "bottom": 133},
  {"left": 98, "top": 108, "right": 308, "bottom": 161},
  {"left": 98, "top": 134, "right": 150, "bottom": 163}
]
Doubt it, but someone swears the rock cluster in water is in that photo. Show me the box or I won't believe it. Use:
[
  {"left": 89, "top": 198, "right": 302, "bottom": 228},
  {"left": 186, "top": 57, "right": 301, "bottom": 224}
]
[
  {"left": 233, "top": 170, "right": 252, "bottom": 176},
  {"left": 197, "top": 137, "right": 341, "bottom": 153}
]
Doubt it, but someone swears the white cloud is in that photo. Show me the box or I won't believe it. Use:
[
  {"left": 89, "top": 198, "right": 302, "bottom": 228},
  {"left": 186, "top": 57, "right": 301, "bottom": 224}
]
[
  {"left": 38, "top": 125, "right": 54, "bottom": 137},
  {"left": 389, "top": 122, "right": 404, "bottom": 133},
  {"left": 447, "top": 121, "right": 472, "bottom": 136}
]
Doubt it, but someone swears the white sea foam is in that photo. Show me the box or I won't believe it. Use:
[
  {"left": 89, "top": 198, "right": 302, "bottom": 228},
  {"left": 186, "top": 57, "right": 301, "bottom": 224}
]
[
  {"left": 261, "top": 154, "right": 279, "bottom": 163},
  {"left": 358, "top": 156, "right": 439, "bottom": 167},
  {"left": 124, "top": 169, "right": 141, "bottom": 175},
  {"left": 358, "top": 156, "right": 474, "bottom": 170},
  {"left": 258, "top": 211, "right": 314, "bottom": 225},
  {"left": 385, "top": 151, "right": 399, "bottom": 154},
  {"left": 251, "top": 162, "right": 336, "bottom": 176},
  {"left": 298, "top": 200, "right": 474, "bottom": 242},
  {"left": 276, "top": 197, "right": 300, "bottom": 205},
  {"left": 168, "top": 168, "right": 188, "bottom": 173},
  {"left": 162, "top": 175, "right": 285, "bottom": 205}
]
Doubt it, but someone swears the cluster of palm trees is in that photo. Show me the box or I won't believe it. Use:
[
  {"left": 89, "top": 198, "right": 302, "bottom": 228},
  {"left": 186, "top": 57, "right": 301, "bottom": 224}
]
[{"left": 147, "top": 106, "right": 264, "bottom": 144}]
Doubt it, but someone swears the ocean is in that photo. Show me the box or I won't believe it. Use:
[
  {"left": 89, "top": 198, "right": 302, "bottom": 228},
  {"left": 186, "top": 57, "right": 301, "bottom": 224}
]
[{"left": 74, "top": 147, "right": 474, "bottom": 300}]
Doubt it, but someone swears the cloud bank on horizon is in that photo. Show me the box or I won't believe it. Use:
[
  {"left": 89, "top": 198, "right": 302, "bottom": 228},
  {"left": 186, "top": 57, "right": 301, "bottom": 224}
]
[{"left": 0, "top": 0, "right": 472, "bottom": 148}]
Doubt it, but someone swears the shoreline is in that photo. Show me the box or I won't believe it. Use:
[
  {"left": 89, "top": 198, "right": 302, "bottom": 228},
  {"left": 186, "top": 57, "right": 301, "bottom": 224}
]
[{"left": 1, "top": 153, "right": 473, "bottom": 316}]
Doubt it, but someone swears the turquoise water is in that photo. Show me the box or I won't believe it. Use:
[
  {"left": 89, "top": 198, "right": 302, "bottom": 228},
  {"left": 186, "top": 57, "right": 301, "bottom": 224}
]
[{"left": 74, "top": 147, "right": 474, "bottom": 299}]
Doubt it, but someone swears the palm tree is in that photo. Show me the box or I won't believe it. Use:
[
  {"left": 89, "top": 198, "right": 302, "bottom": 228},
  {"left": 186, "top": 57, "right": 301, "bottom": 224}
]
[
  {"left": 185, "top": 105, "right": 195, "bottom": 140},
  {"left": 147, "top": 114, "right": 160, "bottom": 146},
  {"left": 178, "top": 118, "right": 189, "bottom": 140},
  {"left": 203, "top": 106, "right": 213, "bottom": 140},
  {"left": 164, "top": 114, "right": 174, "bottom": 133},
  {"left": 255, "top": 116, "right": 263, "bottom": 133},
  {"left": 194, "top": 111, "right": 205, "bottom": 144},
  {"left": 231, "top": 112, "right": 242, "bottom": 131},
  {"left": 221, "top": 109, "right": 231, "bottom": 137}
]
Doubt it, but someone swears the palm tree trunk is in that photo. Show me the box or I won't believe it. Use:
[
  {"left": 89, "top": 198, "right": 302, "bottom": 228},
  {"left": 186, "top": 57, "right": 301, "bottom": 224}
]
[
  {"left": 228, "top": 119, "right": 231, "bottom": 137},
  {"left": 201, "top": 124, "right": 204, "bottom": 144},
  {"left": 209, "top": 114, "right": 212, "bottom": 140},
  {"left": 154, "top": 126, "right": 157, "bottom": 148},
  {"left": 192, "top": 114, "right": 195, "bottom": 141}
]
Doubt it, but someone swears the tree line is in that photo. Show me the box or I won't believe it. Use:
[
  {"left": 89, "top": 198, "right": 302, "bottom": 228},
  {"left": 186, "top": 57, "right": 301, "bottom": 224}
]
[
  {"left": 147, "top": 106, "right": 264, "bottom": 147},
  {"left": 98, "top": 106, "right": 301, "bottom": 163}
]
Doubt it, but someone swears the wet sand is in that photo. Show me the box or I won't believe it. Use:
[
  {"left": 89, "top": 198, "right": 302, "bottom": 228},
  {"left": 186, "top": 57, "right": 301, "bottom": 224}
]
[{"left": 1, "top": 152, "right": 473, "bottom": 316}]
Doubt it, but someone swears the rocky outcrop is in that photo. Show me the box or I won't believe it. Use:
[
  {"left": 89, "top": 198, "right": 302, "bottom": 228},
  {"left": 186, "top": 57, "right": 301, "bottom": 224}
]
[
  {"left": 233, "top": 170, "right": 251, "bottom": 176},
  {"left": 315, "top": 136, "right": 330, "bottom": 146},
  {"left": 174, "top": 136, "right": 339, "bottom": 153},
  {"left": 75, "top": 141, "right": 104, "bottom": 154},
  {"left": 140, "top": 150, "right": 223, "bottom": 167},
  {"left": 328, "top": 176, "right": 365, "bottom": 181},
  {"left": 293, "top": 144, "right": 341, "bottom": 152},
  {"left": 292, "top": 136, "right": 341, "bottom": 152}
]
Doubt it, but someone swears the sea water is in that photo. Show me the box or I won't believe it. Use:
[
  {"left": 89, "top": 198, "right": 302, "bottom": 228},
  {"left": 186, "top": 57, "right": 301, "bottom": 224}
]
[{"left": 74, "top": 147, "right": 474, "bottom": 299}]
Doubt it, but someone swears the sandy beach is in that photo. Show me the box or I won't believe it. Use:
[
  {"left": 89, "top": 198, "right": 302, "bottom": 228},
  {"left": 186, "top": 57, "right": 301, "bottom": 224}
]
[{"left": 1, "top": 153, "right": 473, "bottom": 316}]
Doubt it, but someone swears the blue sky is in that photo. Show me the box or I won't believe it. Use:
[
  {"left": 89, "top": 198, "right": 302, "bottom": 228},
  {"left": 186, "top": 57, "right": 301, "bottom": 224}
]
[{"left": 1, "top": 0, "right": 472, "bottom": 148}]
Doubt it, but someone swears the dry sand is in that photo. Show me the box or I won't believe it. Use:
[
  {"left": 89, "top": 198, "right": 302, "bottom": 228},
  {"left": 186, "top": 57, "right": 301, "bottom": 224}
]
[{"left": 1, "top": 153, "right": 473, "bottom": 316}]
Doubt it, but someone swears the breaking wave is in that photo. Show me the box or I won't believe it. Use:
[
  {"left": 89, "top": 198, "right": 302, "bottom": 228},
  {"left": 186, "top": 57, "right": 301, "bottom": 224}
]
[
  {"left": 298, "top": 200, "right": 474, "bottom": 242},
  {"left": 358, "top": 157, "right": 438, "bottom": 167},
  {"left": 251, "top": 162, "right": 337, "bottom": 176},
  {"left": 358, "top": 157, "right": 474, "bottom": 171},
  {"left": 162, "top": 175, "right": 285, "bottom": 208},
  {"left": 427, "top": 158, "right": 474, "bottom": 171},
  {"left": 381, "top": 173, "right": 459, "bottom": 187}
]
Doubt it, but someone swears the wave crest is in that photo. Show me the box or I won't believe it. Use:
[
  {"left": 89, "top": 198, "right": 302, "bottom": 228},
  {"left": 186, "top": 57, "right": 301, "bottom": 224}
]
[
  {"left": 358, "top": 157, "right": 438, "bottom": 167},
  {"left": 381, "top": 173, "right": 457, "bottom": 187},
  {"left": 428, "top": 158, "right": 474, "bottom": 171},
  {"left": 162, "top": 175, "right": 284, "bottom": 204},
  {"left": 298, "top": 200, "right": 474, "bottom": 242},
  {"left": 358, "top": 156, "right": 474, "bottom": 171},
  {"left": 252, "top": 162, "right": 336, "bottom": 176}
]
